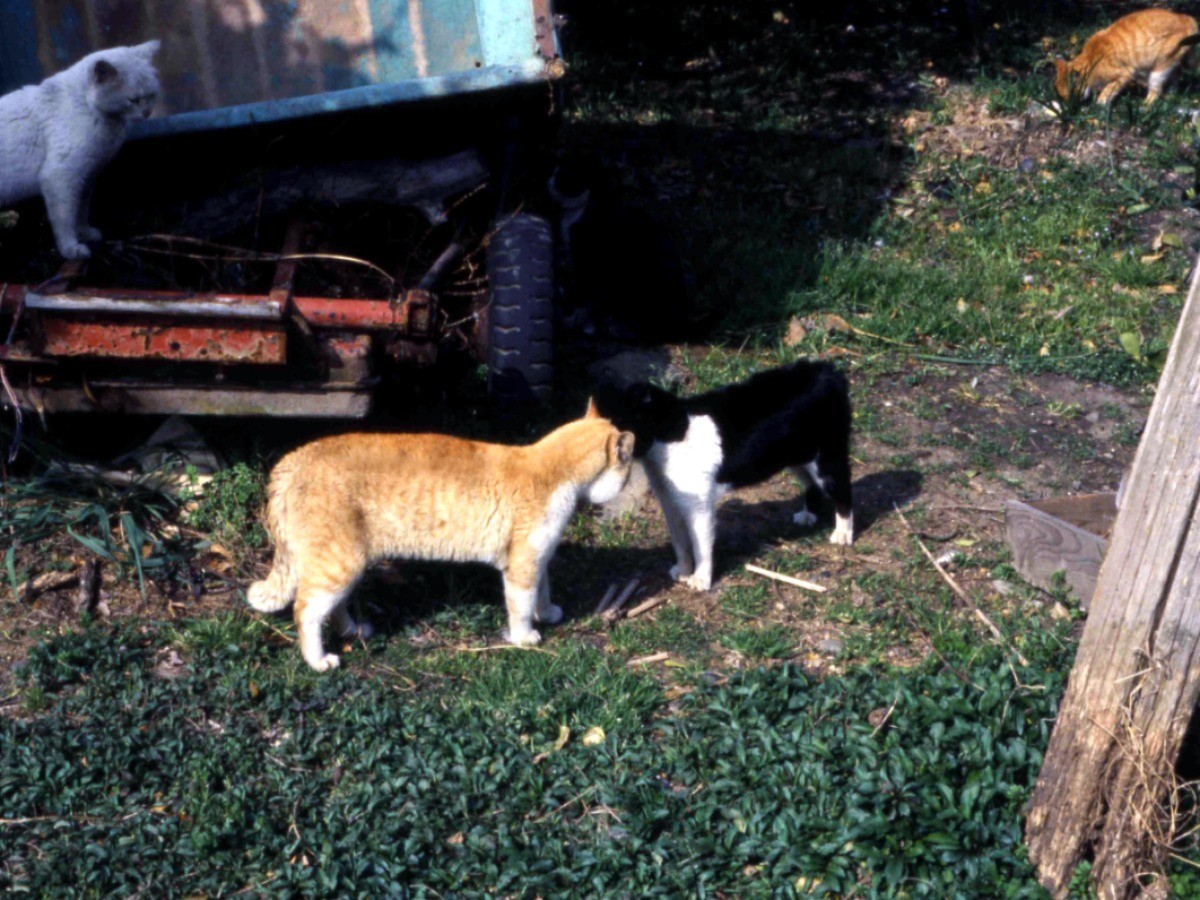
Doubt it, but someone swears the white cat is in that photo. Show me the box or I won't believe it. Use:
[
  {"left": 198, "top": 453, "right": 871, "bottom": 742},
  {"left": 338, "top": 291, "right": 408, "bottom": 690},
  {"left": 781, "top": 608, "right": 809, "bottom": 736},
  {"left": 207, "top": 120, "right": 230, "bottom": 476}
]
[{"left": 0, "top": 41, "right": 160, "bottom": 260}]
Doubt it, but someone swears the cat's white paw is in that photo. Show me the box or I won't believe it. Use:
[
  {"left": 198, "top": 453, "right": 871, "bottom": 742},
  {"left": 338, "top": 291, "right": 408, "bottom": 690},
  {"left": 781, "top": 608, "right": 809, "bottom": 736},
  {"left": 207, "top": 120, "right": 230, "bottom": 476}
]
[
  {"left": 309, "top": 653, "right": 341, "bottom": 672},
  {"left": 669, "top": 562, "right": 695, "bottom": 581},
  {"left": 534, "top": 603, "right": 564, "bottom": 625},
  {"left": 59, "top": 241, "right": 91, "bottom": 260},
  {"left": 505, "top": 627, "right": 543, "bottom": 646},
  {"left": 683, "top": 572, "right": 712, "bottom": 591},
  {"left": 792, "top": 510, "right": 819, "bottom": 528},
  {"left": 78, "top": 226, "right": 102, "bottom": 242},
  {"left": 829, "top": 524, "right": 854, "bottom": 546}
]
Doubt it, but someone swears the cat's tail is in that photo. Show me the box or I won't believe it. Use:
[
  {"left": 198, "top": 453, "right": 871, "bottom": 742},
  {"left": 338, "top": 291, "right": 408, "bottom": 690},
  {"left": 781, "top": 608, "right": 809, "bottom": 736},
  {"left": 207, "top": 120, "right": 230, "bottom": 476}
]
[{"left": 246, "top": 462, "right": 299, "bottom": 613}]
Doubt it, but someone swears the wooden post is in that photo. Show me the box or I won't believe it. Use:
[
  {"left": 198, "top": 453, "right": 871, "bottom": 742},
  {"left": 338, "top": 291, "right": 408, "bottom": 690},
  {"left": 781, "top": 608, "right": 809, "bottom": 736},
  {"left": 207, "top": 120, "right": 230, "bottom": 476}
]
[{"left": 1025, "top": 258, "right": 1200, "bottom": 898}]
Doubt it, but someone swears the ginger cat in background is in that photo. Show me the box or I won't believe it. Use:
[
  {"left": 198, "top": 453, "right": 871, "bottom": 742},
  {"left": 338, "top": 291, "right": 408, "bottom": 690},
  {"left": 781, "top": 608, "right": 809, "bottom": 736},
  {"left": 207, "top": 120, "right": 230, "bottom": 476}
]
[
  {"left": 247, "top": 402, "right": 635, "bottom": 671},
  {"left": 1054, "top": 9, "right": 1200, "bottom": 106}
]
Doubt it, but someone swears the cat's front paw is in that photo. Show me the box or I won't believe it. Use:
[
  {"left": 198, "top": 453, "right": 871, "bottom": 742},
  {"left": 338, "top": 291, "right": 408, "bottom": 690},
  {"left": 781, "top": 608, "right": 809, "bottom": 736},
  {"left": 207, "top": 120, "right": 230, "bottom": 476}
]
[
  {"left": 505, "top": 627, "right": 543, "bottom": 646},
  {"left": 683, "top": 572, "right": 712, "bottom": 591},
  {"left": 669, "top": 562, "right": 695, "bottom": 581},
  {"left": 308, "top": 653, "right": 341, "bottom": 672},
  {"left": 58, "top": 240, "right": 91, "bottom": 260},
  {"left": 534, "top": 603, "right": 563, "bottom": 625},
  {"left": 792, "top": 509, "right": 818, "bottom": 528},
  {"left": 829, "top": 524, "right": 854, "bottom": 546},
  {"left": 78, "top": 226, "right": 102, "bottom": 242}
]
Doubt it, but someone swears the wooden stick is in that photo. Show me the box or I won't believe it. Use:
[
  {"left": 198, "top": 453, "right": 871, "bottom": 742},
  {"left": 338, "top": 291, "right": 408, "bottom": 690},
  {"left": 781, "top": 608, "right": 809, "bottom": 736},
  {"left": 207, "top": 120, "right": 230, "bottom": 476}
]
[
  {"left": 744, "top": 563, "right": 827, "bottom": 594},
  {"left": 17, "top": 570, "right": 78, "bottom": 599},
  {"left": 894, "top": 504, "right": 1029, "bottom": 667},
  {"left": 602, "top": 579, "right": 641, "bottom": 622},
  {"left": 627, "top": 651, "right": 669, "bottom": 667},
  {"left": 625, "top": 594, "right": 669, "bottom": 620},
  {"left": 592, "top": 583, "right": 619, "bottom": 616}
]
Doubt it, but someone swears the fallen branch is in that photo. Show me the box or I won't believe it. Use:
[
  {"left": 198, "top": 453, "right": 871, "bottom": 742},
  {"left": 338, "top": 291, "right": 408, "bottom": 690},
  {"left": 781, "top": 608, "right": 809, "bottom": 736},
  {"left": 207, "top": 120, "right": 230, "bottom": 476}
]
[
  {"left": 625, "top": 594, "right": 669, "bottom": 620},
  {"left": 894, "top": 503, "right": 1029, "bottom": 667},
  {"left": 744, "top": 563, "right": 827, "bottom": 594},
  {"left": 17, "top": 570, "right": 78, "bottom": 600}
]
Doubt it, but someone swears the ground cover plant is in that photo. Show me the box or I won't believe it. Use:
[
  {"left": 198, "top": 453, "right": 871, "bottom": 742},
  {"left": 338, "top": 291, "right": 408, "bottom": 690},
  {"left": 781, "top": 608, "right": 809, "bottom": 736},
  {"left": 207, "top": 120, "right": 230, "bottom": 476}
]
[{"left": 5, "top": 0, "right": 1200, "bottom": 894}]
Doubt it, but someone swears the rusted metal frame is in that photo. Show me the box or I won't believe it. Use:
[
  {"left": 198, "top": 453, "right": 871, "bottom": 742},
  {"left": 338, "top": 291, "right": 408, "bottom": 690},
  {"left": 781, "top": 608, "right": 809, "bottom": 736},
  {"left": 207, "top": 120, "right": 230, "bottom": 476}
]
[
  {"left": 12, "top": 284, "right": 436, "bottom": 332},
  {"left": 274, "top": 219, "right": 320, "bottom": 364},
  {"left": 12, "top": 382, "right": 372, "bottom": 418},
  {"left": 24, "top": 291, "right": 282, "bottom": 319},
  {"left": 37, "top": 317, "right": 287, "bottom": 364}
]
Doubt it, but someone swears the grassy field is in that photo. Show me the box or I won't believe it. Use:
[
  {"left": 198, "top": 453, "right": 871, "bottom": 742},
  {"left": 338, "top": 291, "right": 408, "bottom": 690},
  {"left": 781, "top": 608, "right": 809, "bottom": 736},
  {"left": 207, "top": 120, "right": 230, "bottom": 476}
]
[{"left": 5, "top": 0, "right": 1200, "bottom": 895}]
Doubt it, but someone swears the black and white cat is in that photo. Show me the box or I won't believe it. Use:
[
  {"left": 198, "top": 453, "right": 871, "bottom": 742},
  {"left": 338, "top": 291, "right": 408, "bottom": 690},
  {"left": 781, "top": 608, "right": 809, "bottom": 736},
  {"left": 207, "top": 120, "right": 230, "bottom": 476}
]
[
  {"left": 0, "top": 41, "right": 160, "bottom": 260},
  {"left": 596, "top": 360, "right": 854, "bottom": 591}
]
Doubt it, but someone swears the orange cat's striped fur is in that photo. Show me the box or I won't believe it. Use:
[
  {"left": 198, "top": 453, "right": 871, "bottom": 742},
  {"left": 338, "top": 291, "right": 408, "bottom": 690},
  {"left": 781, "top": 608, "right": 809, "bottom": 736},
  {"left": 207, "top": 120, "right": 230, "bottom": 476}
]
[
  {"left": 247, "top": 402, "right": 635, "bottom": 671},
  {"left": 1054, "top": 9, "right": 1200, "bottom": 105}
]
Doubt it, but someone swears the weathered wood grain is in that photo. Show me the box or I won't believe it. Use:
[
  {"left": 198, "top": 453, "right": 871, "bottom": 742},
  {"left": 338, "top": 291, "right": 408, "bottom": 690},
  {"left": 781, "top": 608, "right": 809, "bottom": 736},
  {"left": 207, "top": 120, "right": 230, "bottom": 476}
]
[
  {"left": 1025, "top": 259, "right": 1200, "bottom": 897},
  {"left": 1005, "top": 493, "right": 1115, "bottom": 610}
]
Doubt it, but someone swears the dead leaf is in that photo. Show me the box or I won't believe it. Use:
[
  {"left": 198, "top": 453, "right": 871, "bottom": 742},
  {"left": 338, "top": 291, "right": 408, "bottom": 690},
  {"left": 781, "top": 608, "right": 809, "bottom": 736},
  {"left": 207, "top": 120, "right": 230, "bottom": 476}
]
[
  {"left": 553, "top": 724, "right": 570, "bottom": 751},
  {"left": 784, "top": 317, "right": 808, "bottom": 347},
  {"left": 1158, "top": 284, "right": 1179, "bottom": 294},
  {"left": 582, "top": 726, "right": 606, "bottom": 747},
  {"left": 1140, "top": 252, "right": 1164, "bottom": 264},
  {"left": 1159, "top": 232, "right": 1185, "bottom": 249},
  {"left": 821, "top": 313, "right": 853, "bottom": 333}
]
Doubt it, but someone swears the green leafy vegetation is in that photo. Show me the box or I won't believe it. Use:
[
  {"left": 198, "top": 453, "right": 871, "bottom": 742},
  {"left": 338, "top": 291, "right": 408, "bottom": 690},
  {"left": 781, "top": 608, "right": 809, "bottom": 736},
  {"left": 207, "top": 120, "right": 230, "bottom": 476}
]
[{"left": 1, "top": 618, "right": 1073, "bottom": 896}]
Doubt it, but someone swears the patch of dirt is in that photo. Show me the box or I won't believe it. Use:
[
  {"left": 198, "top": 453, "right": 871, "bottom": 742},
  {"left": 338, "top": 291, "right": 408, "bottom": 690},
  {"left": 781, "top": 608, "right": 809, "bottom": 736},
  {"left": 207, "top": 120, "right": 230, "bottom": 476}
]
[
  {"left": 0, "top": 358, "right": 1148, "bottom": 696},
  {"left": 899, "top": 88, "right": 1132, "bottom": 171}
]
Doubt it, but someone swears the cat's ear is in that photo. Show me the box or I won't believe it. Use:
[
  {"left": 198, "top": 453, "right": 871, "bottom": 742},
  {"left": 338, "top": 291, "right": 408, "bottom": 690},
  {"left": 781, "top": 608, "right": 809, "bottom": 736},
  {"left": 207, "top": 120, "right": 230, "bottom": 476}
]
[
  {"left": 612, "top": 431, "right": 636, "bottom": 465},
  {"left": 138, "top": 40, "right": 162, "bottom": 57},
  {"left": 584, "top": 396, "right": 601, "bottom": 419},
  {"left": 93, "top": 59, "right": 119, "bottom": 85}
]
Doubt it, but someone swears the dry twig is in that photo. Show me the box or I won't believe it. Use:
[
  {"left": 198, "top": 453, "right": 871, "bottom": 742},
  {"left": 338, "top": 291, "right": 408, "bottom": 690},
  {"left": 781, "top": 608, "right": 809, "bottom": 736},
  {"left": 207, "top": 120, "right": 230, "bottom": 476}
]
[
  {"left": 624, "top": 594, "right": 670, "bottom": 620},
  {"left": 894, "top": 503, "right": 1029, "bottom": 667},
  {"left": 744, "top": 563, "right": 827, "bottom": 594}
]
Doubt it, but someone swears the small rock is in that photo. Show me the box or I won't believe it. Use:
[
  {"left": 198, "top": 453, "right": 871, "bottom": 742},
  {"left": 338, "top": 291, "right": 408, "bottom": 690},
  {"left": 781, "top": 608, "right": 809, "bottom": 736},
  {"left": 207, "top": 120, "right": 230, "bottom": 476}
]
[
  {"left": 867, "top": 706, "right": 892, "bottom": 730},
  {"left": 817, "top": 638, "right": 845, "bottom": 656},
  {"left": 1018, "top": 156, "right": 1037, "bottom": 174},
  {"left": 992, "top": 579, "right": 1016, "bottom": 596},
  {"left": 1085, "top": 410, "right": 1100, "bottom": 423},
  {"left": 699, "top": 671, "right": 721, "bottom": 687},
  {"left": 1049, "top": 601, "right": 1073, "bottom": 621}
]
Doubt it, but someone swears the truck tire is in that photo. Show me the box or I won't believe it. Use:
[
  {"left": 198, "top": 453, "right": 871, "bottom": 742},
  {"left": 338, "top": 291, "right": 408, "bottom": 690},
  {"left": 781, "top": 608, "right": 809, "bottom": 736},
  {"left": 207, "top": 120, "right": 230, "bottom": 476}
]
[{"left": 487, "top": 213, "right": 555, "bottom": 405}]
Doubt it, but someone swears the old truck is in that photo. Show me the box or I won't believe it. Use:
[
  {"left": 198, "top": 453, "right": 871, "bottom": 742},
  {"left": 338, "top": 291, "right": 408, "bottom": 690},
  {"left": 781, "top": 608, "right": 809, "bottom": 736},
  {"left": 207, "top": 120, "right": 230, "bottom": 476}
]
[{"left": 0, "top": 0, "right": 564, "bottom": 417}]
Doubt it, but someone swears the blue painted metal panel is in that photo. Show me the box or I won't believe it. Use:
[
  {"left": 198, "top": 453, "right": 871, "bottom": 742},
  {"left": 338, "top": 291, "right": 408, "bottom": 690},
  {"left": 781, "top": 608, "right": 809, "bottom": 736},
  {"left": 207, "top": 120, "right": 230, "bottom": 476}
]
[{"left": 0, "top": 0, "right": 558, "bottom": 136}]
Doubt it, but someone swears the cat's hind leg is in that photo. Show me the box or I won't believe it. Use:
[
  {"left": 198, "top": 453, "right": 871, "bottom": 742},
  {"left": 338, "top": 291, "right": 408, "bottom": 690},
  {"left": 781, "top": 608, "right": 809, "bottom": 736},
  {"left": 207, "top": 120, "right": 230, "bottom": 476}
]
[
  {"left": 790, "top": 465, "right": 819, "bottom": 528},
  {"left": 816, "top": 454, "right": 855, "bottom": 546},
  {"left": 293, "top": 582, "right": 352, "bottom": 672},
  {"left": 534, "top": 575, "right": 563, "bottom": 626}
]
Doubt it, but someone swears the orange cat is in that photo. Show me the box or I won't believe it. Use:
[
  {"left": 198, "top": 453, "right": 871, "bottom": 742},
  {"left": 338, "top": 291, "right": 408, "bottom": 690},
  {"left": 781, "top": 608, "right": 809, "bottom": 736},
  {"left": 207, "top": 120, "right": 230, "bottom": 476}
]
[
  {"left": 1054, "top": 9, "right": 1200, "bottom": 105},
  {"left": 247, "top": 402, "right": 635, "bottom": 671}
]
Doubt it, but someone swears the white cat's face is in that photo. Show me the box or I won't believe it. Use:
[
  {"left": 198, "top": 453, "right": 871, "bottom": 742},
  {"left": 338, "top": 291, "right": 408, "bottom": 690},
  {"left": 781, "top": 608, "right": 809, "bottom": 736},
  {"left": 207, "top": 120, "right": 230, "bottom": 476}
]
[{"left": 88, "top": 41, "right": 160, "bottom": 122}]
